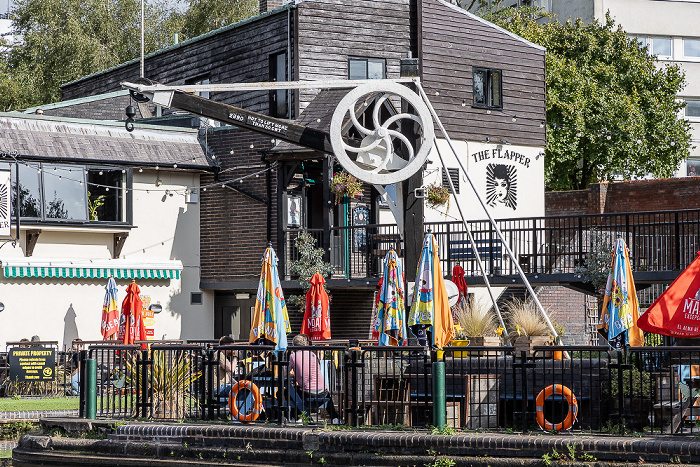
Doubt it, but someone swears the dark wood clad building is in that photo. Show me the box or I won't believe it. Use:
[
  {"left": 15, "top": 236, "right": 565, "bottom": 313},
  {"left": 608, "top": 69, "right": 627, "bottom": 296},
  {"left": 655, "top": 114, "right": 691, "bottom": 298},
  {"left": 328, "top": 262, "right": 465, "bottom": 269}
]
[{"left": 60, "top": 0, "right": 546, "bottom": 340}]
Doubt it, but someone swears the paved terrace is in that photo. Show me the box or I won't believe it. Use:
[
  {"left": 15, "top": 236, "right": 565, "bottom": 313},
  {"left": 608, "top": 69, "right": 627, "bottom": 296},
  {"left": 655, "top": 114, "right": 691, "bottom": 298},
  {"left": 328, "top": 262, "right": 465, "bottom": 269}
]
[{"left": 11, "top": 418, "right": 700, "bottom": 466}]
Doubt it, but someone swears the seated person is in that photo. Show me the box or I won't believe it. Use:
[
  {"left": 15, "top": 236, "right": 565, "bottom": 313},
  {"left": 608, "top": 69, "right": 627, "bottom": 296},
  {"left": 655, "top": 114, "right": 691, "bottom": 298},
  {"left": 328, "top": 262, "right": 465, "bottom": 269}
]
[
  {"left": 69, "top": 339, "right": 83, "bottom": 396},
  {"left": 217, "top": 335, "right": 239, "bottom": 399},
  {"left": 288, "top": 334, "right": 339, "bottom": 423}
]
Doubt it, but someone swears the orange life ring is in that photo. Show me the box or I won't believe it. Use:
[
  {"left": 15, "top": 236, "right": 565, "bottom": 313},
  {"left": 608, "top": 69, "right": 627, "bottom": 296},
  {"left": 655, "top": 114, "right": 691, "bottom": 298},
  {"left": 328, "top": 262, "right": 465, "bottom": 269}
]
[
  {"left": 535, "top": 384, "right": 578, "bottom": 431},
  {"left": 229, "top": 380, "right": 263, "bottom": 423}
]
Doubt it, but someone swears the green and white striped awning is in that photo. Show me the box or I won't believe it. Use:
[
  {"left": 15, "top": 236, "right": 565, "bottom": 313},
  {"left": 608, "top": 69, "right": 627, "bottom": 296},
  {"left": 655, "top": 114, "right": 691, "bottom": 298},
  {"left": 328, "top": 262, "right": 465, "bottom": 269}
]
[{"left": 1, "top": 258, "right": 182, "bottom": 280}]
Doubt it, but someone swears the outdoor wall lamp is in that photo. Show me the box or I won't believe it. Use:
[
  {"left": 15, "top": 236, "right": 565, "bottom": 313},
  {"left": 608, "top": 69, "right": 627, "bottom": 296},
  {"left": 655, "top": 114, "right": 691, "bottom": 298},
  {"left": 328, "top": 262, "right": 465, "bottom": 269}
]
[{"left": 149, "top": 304, "right": 162, "bottom": 314}]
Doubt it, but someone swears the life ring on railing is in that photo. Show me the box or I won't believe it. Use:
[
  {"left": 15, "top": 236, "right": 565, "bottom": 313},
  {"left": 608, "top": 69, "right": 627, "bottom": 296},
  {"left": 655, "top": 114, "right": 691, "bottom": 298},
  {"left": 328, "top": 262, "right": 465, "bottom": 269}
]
[
  {"left": 535, "top": 384, "right": 578, "bottom": 431},
  {"left": 229, "top": 380, "right": 263, "bottom": 423}
]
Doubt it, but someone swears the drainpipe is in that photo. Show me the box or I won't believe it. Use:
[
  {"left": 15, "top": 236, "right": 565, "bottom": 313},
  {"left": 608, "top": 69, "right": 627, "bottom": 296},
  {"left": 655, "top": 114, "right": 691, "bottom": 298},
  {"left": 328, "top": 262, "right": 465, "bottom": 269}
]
[
  {"left": 265, "top": 156, "right": 272, "bottom": 243},
  {"left": 287, "top": 7, "right": 292, "bottom": 117}
]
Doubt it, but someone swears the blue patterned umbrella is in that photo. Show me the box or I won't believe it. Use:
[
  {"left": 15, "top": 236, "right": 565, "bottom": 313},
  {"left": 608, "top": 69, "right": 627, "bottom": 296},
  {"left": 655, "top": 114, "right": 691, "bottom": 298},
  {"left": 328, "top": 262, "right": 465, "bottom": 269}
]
[{"left": 373, "top": 249, "right": 407, "bottom": 346}]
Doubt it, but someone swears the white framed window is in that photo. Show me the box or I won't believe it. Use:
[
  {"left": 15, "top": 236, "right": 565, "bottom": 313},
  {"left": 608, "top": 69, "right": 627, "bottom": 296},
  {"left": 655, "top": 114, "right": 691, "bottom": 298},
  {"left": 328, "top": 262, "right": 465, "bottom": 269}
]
[
  {"left": 683, "top": 38, "right": 700, "bottom": 60},
  {"left": 628, "top": 35, "right": 673, "bottom": 59},
  {"left": 685, "top": 99, "right": 700, "bottom": 122},
  {"left": 651, "top": 36, "right": 673, "bottom": 59}
]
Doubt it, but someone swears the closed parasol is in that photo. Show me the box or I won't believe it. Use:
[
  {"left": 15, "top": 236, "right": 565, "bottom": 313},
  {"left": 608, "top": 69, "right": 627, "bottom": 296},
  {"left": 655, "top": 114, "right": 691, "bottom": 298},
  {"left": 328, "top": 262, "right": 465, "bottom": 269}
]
[
  {"left": 100, "top": 277, "right": 120, "bottom": 340},
  {"left": 373, "top": 249, "right": 407, "bottom": 346},
  {"left": 598, "top": 238, "right": 644, "bottom": 348},
  {"left": 118, "top": 281, "right": 147, "bottom": 349},
  {"left": 249, "top": 243, "right": 291, "bottom": 351},
  {"left": 638, "top": 251, "right": 700, "bottom": 337},
  {"left": 301, "top": 272, "right": 331, "bottom": 341},
  {"left": 408, "top": 233, "right": 455, "bottom": 350}
]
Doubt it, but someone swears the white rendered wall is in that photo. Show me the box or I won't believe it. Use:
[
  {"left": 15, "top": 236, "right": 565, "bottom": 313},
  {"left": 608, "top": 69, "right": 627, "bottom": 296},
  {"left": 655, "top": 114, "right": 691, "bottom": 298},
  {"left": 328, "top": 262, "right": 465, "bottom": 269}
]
[{"left": 0, "top": 169, "right": 213, "bottom": 348}]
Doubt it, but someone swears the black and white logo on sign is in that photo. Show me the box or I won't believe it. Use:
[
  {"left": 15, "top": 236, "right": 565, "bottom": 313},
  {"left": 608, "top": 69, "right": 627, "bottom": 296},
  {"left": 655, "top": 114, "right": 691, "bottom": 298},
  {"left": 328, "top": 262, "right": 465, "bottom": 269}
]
[
  {"left": 0, "top": 170, "right": 10, "bottom": 237},
  {"left": 486, "top": 164, "right": 517, "bottom": 210}
]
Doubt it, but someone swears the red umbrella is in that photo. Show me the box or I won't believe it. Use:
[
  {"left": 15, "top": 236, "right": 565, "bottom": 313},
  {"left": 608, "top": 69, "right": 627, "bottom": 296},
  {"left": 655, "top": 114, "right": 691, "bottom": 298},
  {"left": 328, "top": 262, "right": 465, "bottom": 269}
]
[
  {"left": 452, "top": 265, "right": 468, "bottom": 323},
  {"left": 638, "top": 252, "right": 700, "bottom": 337},
  {"left": 117, "top": 281, "right": 147, "bottom": 349},
  {"left": 301, "top": 272, "right": 331, "bottom": 341}
]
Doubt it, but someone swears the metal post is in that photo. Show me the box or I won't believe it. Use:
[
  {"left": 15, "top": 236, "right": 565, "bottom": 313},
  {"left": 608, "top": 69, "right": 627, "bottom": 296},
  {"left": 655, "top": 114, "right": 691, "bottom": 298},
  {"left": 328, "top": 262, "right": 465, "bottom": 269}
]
[
  {"left": 78, "top": 349, "right": 87, "bottom": 418},
  {"left": 140, "top": 349, "right": 149, "bottom": 418},
  {"left": 675, "top": 211, "right": 681, "bottom": 270},
  {"left": 432, "top": 351, "right": 446, "bottom": 428},
  {"left": 85, "top": 358, "right": 97, "bottom": 419}
]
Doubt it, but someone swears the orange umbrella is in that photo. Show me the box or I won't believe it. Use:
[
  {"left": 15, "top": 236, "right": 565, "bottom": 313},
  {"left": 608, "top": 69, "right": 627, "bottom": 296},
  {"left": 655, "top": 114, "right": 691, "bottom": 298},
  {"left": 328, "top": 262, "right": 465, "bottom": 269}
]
[
  {"left": 638, "top": 251, "right": 700, "bottom": 337},
  {"left": 118, "top": 281, "right": 147, "bottom": 349},
  {"left": 301, "top": 272, "right": 331, "bottom": 341}
]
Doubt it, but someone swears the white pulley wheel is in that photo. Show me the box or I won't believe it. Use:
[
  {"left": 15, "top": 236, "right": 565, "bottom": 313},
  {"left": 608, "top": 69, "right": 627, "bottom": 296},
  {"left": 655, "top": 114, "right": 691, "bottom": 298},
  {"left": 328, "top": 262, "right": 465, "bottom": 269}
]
[{"left": 330, "top": 82, "right": 434, "bottom": 185}]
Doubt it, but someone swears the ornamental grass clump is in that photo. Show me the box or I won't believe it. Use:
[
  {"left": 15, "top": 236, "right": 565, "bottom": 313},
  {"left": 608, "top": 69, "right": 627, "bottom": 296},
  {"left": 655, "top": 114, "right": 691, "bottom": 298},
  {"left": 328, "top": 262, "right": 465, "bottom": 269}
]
[
  {"left": 503, "top": 298, "right": 550, "bottom": 338},
  {"left": 455, "top": 298, "right": 497, "bottom": 337}
]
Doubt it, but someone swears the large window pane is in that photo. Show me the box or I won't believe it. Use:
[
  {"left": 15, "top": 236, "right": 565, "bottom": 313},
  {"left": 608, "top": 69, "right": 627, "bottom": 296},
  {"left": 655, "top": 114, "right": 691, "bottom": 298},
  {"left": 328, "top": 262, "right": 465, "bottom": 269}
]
[
  {"left": 43, "top": 165, "right": 87, "bottom": 220},
  {"left": 685, "top": 39, "right": 700, "bottom": 58},
  {"left": 491, "top": 70, "right": 502, "bottom": 107},
  {"left": 87, "top": 169, "right": 123, "bottom": 222},
  {"left": 367, "top": 59, "right": 385, "bottom": 79},
  {"left": 473, "top": 69, "right": 486, "bottom": 105},
  {"left": 687, "top": 100, "right": 700, "bottom": 118},
  {"left": 349, "top": 58, "right": 367, "bottom": 80},
  {"left": 17, "top": 163, "right": 42, "bottom": 218},
  {"left": 652, "top": 36, "right": 672, "bottom": 57}
]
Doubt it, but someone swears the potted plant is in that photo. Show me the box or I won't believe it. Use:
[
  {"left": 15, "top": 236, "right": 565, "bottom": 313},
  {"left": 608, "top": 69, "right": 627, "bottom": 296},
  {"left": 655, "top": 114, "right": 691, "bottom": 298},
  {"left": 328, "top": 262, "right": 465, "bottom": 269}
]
[
  {"left": 425, "top": 183, "right": 450, "bottom": 210},
  {"left": 452, "top": 297, "right": 500, "bottom": 355},
  {"left": 503, "top": 298, "right": 554, "bottom": 357},
  {"left": 331, "top": 171, "right": 363, "bottom": 205}
]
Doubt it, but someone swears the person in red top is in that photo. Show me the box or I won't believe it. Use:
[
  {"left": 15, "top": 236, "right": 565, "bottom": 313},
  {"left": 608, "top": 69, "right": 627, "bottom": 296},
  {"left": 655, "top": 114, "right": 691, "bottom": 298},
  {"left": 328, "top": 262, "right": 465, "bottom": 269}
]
[{"left": 288, "top": 334, "right": 339, "bottom": 423}]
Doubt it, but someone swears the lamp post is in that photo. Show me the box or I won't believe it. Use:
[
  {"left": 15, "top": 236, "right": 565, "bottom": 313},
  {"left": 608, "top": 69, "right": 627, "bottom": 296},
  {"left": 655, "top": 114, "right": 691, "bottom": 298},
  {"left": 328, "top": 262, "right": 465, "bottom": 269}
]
[{"left": 140, "top": 0, "right": 145, "bottom": 78}]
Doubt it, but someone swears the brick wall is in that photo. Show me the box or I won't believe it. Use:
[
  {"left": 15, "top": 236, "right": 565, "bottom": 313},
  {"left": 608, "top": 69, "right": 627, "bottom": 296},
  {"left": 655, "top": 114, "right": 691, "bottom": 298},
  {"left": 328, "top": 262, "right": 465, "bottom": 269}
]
[
  {"left": 537, "top": 286, "right": 590, "bottom": 345},
  {"left": 200, "top": 127, "right": 277, "bottom": 283},
  {"left": 546, "top": 177, "right": 700, "bottom": 216}
]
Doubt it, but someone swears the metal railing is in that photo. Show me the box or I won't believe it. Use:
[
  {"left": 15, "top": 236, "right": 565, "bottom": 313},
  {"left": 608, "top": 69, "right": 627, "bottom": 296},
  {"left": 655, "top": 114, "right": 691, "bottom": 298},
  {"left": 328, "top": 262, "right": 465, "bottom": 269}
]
[
  {"left": 71, "top": 341, "right": 700, "bottom": 435},
  {"left": 282, "top": 209, "right": 700, "bottom": 279}
]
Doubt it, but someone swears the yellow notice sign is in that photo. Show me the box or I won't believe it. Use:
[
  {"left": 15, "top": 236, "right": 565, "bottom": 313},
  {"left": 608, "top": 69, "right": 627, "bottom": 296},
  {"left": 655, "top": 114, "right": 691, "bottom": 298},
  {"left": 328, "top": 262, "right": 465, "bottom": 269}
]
[{"left": 8, "top": 347, "right": 56, "bottom": 382}]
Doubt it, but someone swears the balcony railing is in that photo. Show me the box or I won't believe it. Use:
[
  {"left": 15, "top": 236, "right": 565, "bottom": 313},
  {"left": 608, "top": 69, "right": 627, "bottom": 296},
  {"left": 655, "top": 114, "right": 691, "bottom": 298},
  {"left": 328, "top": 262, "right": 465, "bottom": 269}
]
[{"left": 284, "top": 209, "right": 700, "bottom": 280}]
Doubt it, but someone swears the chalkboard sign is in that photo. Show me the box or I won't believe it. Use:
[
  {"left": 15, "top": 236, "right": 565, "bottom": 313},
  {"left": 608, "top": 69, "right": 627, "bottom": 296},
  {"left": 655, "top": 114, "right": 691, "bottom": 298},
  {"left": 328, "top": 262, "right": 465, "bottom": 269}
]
[{"left": 8, "top": 347, "right": 56, "bottom": 382}]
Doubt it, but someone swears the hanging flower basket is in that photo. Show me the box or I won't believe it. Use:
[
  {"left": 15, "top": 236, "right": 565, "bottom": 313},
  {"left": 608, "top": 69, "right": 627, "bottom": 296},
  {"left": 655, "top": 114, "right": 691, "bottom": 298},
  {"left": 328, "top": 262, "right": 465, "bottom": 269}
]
[
  {"left": 331, "top": 171, "right": 363, "bottom": 205},
  {"left": 426, "top": 183, "right": 450, "bottom": 208}
]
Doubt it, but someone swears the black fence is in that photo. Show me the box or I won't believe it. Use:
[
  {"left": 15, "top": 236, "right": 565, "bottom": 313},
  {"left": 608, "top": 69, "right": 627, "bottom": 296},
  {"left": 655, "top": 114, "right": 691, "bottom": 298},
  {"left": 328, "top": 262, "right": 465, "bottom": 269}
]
[
  {"left": 72, "top": 342, "right": 700, "bottom": 434},
  {"left": 284, "top": 209, "right": 700, "bottom": 279}
]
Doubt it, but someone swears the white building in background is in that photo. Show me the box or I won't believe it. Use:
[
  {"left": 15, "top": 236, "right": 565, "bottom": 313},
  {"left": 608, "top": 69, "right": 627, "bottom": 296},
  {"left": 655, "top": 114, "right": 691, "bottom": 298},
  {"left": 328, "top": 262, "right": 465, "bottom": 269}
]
[{"left": 0, "top": 112, "right": 214, "bottom": 348}]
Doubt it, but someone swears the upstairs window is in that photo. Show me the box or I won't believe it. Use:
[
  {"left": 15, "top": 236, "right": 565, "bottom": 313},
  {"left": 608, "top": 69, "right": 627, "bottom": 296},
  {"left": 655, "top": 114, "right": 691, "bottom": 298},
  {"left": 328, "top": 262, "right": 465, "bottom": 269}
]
[
  {"left": 2, "top": 162, "right": 129, "bottom": 223},
  {"left": 684, "top": 39, "right": 700, "bottom": 59},
  {"left": 269, "top": 52, "right": 288, "bottom": 118},
  {"left": 348, "top": 57, "right": 386, "bottom": 80},
  {"left": 650, "top": 36, "right": 672, "bottom": 58},
  {"left": 473, "top": 67, "right": 502, "bottom": 109},
  {"left": 686, "top": 99, "right": 700, "bottom": 121}
]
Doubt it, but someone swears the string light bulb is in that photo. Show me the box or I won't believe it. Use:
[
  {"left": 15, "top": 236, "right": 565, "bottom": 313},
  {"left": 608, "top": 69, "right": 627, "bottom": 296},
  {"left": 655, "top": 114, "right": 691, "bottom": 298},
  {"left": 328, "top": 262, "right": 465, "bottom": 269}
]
[
  {"left": 173, "top": 164, "right": 177, "bottom": 169},
  {"left": 99, "top": 171, "right": 103, "bottom": 175},
  {"left": 138, "top": 168, "right": 143, "bottom": 173}
]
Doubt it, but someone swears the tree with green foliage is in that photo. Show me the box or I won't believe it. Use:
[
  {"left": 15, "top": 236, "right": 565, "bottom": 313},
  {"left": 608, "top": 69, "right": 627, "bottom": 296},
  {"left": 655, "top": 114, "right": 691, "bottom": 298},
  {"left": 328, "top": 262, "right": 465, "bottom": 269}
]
[
  {"left": 478, "top": 6, "right": 692, "bottom": 190},
  {"left": 179, "top": 0, "right": 258, "bottom": 40},
  {"left": 0, "top": 0, "right": 257, "bottom": 111}
]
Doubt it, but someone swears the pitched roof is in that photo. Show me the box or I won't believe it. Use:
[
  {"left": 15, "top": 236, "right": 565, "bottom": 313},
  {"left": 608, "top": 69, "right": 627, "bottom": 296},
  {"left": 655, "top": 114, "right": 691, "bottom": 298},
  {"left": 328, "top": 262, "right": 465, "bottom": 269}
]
[{"left": 0, "top": 113, "right": 211, "bottom": 168}]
